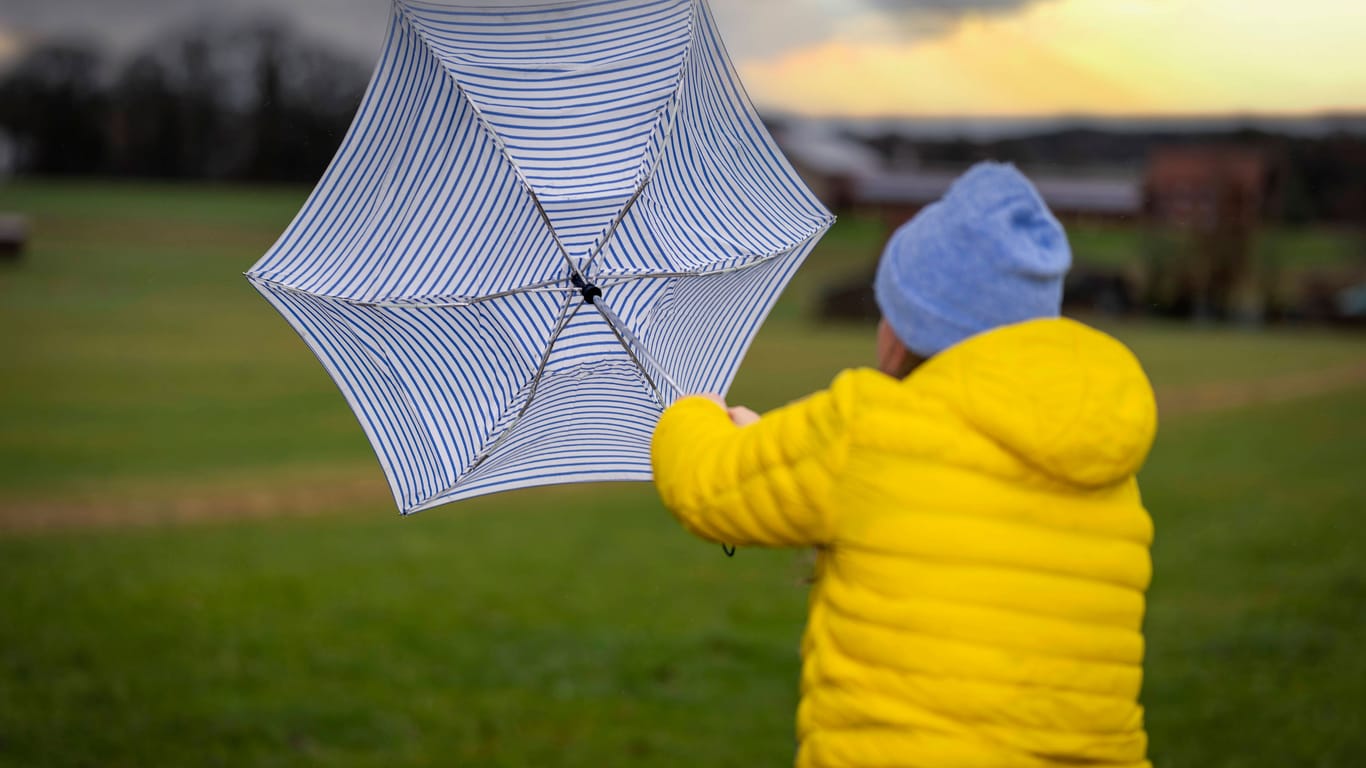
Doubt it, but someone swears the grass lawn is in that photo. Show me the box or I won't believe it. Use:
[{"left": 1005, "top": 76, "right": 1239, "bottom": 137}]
[
  {"left": 1, "top": 181, "right": 1364, "bottom": 767},
  {"left": 1065, "top": 221, "right": 1365, "bottom": 274}
]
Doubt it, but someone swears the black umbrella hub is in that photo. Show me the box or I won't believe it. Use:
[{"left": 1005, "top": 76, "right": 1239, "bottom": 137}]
[{"left": 570, "top": 272, "right": 603, "bottom": 305}]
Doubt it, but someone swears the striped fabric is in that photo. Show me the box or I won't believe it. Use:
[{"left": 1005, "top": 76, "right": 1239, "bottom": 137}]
[{"left": 246, "top": 0, "right": 834, "bottom": 514}]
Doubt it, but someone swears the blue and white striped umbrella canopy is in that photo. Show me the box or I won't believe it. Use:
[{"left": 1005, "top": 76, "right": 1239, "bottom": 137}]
[{"left": 246, "top": 0, "right": 834, "bottom": 514}]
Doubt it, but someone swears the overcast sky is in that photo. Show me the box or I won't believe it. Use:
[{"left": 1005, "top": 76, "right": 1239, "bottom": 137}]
[
  {"left": 2, "top": 0, "right": 1364, "bottom": 117},
  {"left": 0, "top": 0, "right": 1024, "bottom": 63}
]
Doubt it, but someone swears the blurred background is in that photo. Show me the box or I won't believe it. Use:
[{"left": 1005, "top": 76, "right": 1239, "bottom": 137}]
[{"left": 1, "top": 1, "right": 1363, "bottom": 766}]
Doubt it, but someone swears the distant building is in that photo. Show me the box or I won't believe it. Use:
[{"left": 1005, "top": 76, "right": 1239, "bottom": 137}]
[
  {"left": 1140, "top": 146, "right": 1282, "bottom": 319},
  {"left": 774, "top": 128, "right": 1148, "bottom": 320},
  {"left": 854, "top": 171, "right": 1142, "bottom": 224},
  {"left": 1142, "top": 145, "right": 1279, "bottom": 231},
  {"left": 772, "top": 119, "right": 1360, "bottom": 323},
  {"left": 812, "top": 169, "right": 1144, "bottom": 321},
  {"left": 774, "top": 124, "right": 884, "bottom": 211},
  {"left": 0, "top": 214, "right": 26, "bottom": 261},
  {"left": 0, "top": 130, "right": 24, "bottom": 261},
  {"left": 0, "top": 129, "right": 15, "bottom": 180},
  {"left": 772, "top": 119, "right": 1144, "bottom": 223}
]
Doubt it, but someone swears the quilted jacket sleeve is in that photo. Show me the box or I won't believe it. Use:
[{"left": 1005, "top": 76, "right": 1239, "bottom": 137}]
[{"left": 650, "top": 372, "right": 854, "bottom": 547}]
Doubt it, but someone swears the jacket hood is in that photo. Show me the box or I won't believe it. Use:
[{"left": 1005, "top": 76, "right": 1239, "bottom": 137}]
[{"left": 918, "top": 318, "right": 1157, "bottom": 487}]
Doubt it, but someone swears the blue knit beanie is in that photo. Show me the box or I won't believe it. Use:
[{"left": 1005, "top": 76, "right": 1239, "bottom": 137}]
[{"left": 874, "top": 162, "right": 1071, "bottom": 359}]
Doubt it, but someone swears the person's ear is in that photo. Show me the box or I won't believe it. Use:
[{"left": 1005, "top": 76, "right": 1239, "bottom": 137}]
[
  {"left": 877, "top": 318, "right": 924, "bottom": 378},
  {"left": 877, "top": 318, "right": 907, "bottom": 376}
]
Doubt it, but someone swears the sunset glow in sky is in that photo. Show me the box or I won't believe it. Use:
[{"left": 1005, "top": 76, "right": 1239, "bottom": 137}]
[
  {"left": 737, "top": 0, "right": 1366, "bottom": 117},
  {"left": 2, "top": 0, "right": 1364, "bottom": 118}
]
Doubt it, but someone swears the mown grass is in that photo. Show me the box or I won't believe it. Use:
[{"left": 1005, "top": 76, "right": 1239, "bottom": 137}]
[
  {"left": 3, "top": 182, "right": 1363, "bottom": 498},
  {"left": 2, "top": 390, "right": 1363, "bottom": 768},
  {"left": 1142, "top": 387, "right": 1366, "bottom": 767},
  {"left": 1066, "top": 221, "right": 1365, "bottom": 273},
  {"left": 1, "top": 488, "right": 812, "bottom": 768},
  {"left": 0, "top": 181, "right": 1364, "bottom": 767}
]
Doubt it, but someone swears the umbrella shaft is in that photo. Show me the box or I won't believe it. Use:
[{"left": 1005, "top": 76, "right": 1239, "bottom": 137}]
[{"left": 592, "top": 298, "right": 683, "bottom": 401}]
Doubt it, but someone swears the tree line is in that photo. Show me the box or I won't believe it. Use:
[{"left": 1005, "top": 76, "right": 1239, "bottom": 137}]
[
  {"left": 3, "top": 17, "right": 1364, "bottom": 227},
  {"left": 0, "top": 17, "right": 370, "bottom": 182}
]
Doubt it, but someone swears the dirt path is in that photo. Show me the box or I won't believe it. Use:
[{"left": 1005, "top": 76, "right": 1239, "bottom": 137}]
[
  {"left": 4, "top": 361, "right": 1366, "bottom": 536},
  {"left": 1154, "top": 360, "right": 1366, "bottom": 417},
  {"left": 0, "top": 472, "right": 393, "bottom": 536}
]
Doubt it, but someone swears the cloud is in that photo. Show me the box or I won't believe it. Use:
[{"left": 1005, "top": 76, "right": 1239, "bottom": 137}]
[
  {"left": 1, "top": 0, "right": 387, "bottom": 63},
  {"left": 738, "top": 22, "right": 1161, "bottom": 118},
  {"left": 854, "top": 0, "right": 1059, "bottom": 40},
  {"left": 0, "top": 0, "right": 1064, "bottom": 98},
  {"left": 739, "top": 0, "right": 1366, "bottom": 117},
  {"left": 708, "top": 0, "right": 1050, "bottom": 63},
  {"left": 863, "top": 0, "right": 1040, "bottom": 12},
  {"left": 0, "top": 0, "right": 1039, "bottom": 71},
  {"left": 0, "top": 26, "right": 21, "bottom": 63},
  {"left": 707, "top": 0, "right": 851, "bottom": 61},
  {"left": 5, "top": 0, "right": 828, "bottom": 67}
]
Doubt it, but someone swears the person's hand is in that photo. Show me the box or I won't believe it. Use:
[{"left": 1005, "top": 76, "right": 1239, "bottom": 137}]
[
  {"left": 727, "top": 406, "right": 760, "bottom": 427},
  {"left": 693, "top": 393, "right": 728, "bottom": 409},
  {"left": 687, "top": 393, "right": 758, "bottom": 427}
]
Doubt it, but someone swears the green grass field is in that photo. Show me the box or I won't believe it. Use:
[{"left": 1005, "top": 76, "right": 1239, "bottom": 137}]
[
  {"left": 1065, "top": 220, "right": 1365, "bottom": 273},
  {"left": 1, "top": 181, "right": 1364, "bottom": 767}
]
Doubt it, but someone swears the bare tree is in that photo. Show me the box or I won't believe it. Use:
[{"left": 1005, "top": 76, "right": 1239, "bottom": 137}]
[
  {"left": 0, "top": 42, "right": 110, "bottom": 175},
  {"left": 1, "top": 16, "right": 368, "bottom": 182}
]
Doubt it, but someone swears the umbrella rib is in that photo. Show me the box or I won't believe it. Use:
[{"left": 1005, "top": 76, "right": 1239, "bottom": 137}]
[
  {"left": 592, "top": 297, "right": 682, "bottom": 406},
  {"left": 582, "top": 178, "right": 649, "bottom": 277},
  {"left": 393, "top": 0, "right": 583, "bottom": 282},
  {"left": 592, "top": 223, "right": 833, "bottom": 287},
  {"left": 244, "top": 275, "right": 576, "bottom": 308},
  {"left": 526, "top": 190, "right": 584, "bottom": 280},
  {"left": 458, "top": 295, "right": 581, "bottom": 483},
  {"left": 362, "top": 283, "right": 575, "bottom": 308},
  {"left": 579, "top": 10, "right": 696, "bottom": 277}
]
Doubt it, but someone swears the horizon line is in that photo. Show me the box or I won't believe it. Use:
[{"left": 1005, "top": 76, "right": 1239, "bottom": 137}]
[{"left": 758, "top": 109, "right": 1366, "bottom": 122}]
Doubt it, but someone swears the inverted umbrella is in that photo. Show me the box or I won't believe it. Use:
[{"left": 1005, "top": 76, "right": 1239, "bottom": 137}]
[{"left": 246, "top": 0, "right": 834, "bottom": 514}]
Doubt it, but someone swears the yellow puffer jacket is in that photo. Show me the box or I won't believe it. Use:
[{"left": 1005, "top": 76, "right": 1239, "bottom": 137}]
[{"left": 651, "top": 318, "right": 1158, "bottom": 768}]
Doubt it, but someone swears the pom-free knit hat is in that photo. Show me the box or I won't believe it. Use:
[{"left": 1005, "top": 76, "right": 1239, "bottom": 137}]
[{"left": 874, "top": 162, "right": 1072, "bottom": 358}]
